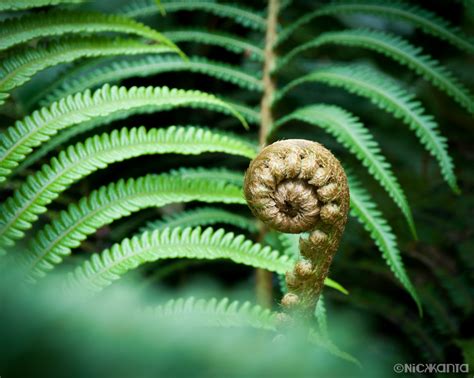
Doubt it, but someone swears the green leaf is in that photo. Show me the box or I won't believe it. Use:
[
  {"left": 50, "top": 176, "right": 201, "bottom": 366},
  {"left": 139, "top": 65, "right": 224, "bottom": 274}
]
[
  {"left": 169, "top": 167, "right": 245, "bottom": 186},
  {"left": 311, "top": 296, "right": 361, "bottom": 366},
  {"left": 0, "top": 126, "right": 257, "bottom": 251},
  {"left": 0, "top": 84, "right": 248, "bottom": 183},
  {"left": 0, "top": 10, "right": 180, "bottom": 52},
  {"left": 278, "top": 29, "right": 474, "bottom": 114},
  {"left": 0, "top": 37, "right": 177, "bottom": 104},
  {"left": 164, "top": 30, "right": 264, "bottom": 61},
  {"left": 120, "top": 0, "right": 266, "bottom": 31},
  {"left": 347, "top": 174, "right": 422, "bottom": 314},
  {"left": 275, "top": 104, "right": 416, "bottom": 238},
  {"left": 0, "top": 0, "right": 85, "bottom": 11},
  {"left": 142, "top": 207, "right": 258, "bottom": 234},
  {"left": 277, "top": 0, "right": 474, "bottom": 53},
  {"left": 69, "top": 226, "right": 294, "bottom": 293},
  {"left": 22, "top": 172, "right": 246, "bottom": 281},
  {"left": 149, "top": 296, "right": 277, "bottom": 331},
  {"left": 276, "top": 64, "right": 458, "bottom": 196},
  {"left": 40, "top": 55, "right": 263, "bottom": 105}
]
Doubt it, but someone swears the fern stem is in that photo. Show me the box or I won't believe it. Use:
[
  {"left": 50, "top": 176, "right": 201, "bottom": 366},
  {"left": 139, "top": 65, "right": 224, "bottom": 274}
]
[
  {"left": 255, "top": 0, "right": 280, "bottom": 308},
  {"left": 260, "top": 0, "right": 279, "bottom": 146}
]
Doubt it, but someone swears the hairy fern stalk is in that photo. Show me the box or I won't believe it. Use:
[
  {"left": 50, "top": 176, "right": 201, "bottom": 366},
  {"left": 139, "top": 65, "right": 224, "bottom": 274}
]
[{"left": 0, "top": 0, "right": 472, "bottom": 362}]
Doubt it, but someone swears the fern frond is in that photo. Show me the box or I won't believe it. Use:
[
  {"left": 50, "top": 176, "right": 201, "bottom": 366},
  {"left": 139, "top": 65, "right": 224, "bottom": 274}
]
[
  {"left": 120, "top": 0, "right": 266, "bottom": 31},
  {"left": 347, "top": 174, "right": 422, "bottom": 314},
  {"left": 225, "top": 100, "right": 260, "bottom": 125},
  {"left": 22, "top": 173, "right": 245, "bottom": 281},
  {"left": 277, "top": 0, "right": 474, "bottom": 53},
  {"left": 277, "top": 233, "right": 301, "bottom": 260},
  {"left": 0, "top": 10, "right": 180, "bottom": 52},
  {"left": 0, "top": 37, "right": 177, "bottom": 105},
  {"left": 276, "top": 64, "right": 458, "bottom": 194},
  {"left": 278, "top": 29, "right": 474, "bottom": 114},
  {"left": 41, "top": 55, "right": 263, "bottom": 105},
  {"left": 0, "top": 126, "right": 257, "bottom": 251},
  {"left": 142, "top": 207, "right": 258, "bottom": 234},
  {"left": 0, "top": 84, "right": 248, "bottom": 183},
  {"left": 69, "top": 226, "right": 294, "bottom": 293},
  {"left": 18, "top": 99, "right": 258, "bottom": 172},
  {"left": 148, "top": 297, "right": 277, "bottom": 330},
  {"left": 275, "top": 104, "right": 416, "bottom": 238},
  {"left": 311, "top": 297, "right": 361, "bottom": 366},
  {"left": 0, "top": 0, "right": 85, "bottom": 11},
  {"left": 169, "top": 167, "right": 245, "bottom": 186},
  {"left": 164, "top": 30, "right": 264, "bottom": 61}
]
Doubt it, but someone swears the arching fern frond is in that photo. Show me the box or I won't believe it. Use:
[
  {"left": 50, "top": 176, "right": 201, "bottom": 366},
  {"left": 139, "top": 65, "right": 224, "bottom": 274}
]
[
  {"left": 347, "top": 174, "right": 422, "bottom": 314},
  {"left": 164, "top": 30, "right": 264, "bottom": 61},
  {"left": 276, "top": 64, "right": 458, "bottom": 194},
  {"left": 22, "top": 173, "right": 246, "bottom": 281},
  {"left": 0, "top": 84, "right": 248, "bottom": 183},
  {"left": 0, "top": 126, "right": 257, "bottom": 251},
  {"left": 148, "top": 297, "right": 277, "bottom": 331},
  {"left": 277, "top": 0, "right": 474, "bottom": 53},
  {"left": 278, "top": 29, "right": 474, "bottom": 114},
  {"left": 18, "top": 100, "right": 258, "bottom": 172},
  {"left": 142, "top": 207, "right": 258, "bottom": 233},
  {"left": 225, "top": 100, "right": 260, "bottom": 125},
  {"left": 0, "top": 10, "right": 180, "bottom": 52},
  {"left": 169, "top": 167, "right": 245, "bottom": 186},
  {"left": 0, "top": 37, "right": 177, "bottom": 105},
  {"left": 310, "top": 297, "right": 361, "bottom": 366},
  {"left": 120, "top": 0, "right": 266, "bottom": 31},
  {"left": 69, "top": 226, "right": 294, "bottom": 293},
  {"left": 274, "top": 104, "right": 416, "bottom": 238},
  {"left": 0, "top": 0, "right": 85, "bottom": 11},
  {"left": 41, "top": 55, "right": 263, "bottom": 105}
]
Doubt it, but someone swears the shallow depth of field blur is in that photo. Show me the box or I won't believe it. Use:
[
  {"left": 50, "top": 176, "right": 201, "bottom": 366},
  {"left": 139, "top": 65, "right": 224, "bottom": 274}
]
[{"left": 0, "top": 0, "right": 473, "bottom": 377}]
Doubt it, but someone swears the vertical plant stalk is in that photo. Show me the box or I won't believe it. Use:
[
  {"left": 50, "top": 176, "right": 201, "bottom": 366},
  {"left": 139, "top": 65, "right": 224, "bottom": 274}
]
[
  {"left": 255, "top": 0, "right": 280, "bottom": 308},
  {"left": 244, "top": 140, "right": 350, "bottom": 317}
]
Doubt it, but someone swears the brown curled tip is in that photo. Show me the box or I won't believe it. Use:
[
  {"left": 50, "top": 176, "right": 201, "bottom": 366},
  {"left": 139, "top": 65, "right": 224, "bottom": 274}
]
[
  {"left": 244, "top": 139, "right": 349, "bottom": 234},
  {"left": 244, "top": 139, "right": 350, "bottom": 316}
]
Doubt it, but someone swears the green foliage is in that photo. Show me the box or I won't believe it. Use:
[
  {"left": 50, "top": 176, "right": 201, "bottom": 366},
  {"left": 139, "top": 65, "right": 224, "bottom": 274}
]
[
  {"left": 169, "top": 167, "right": 245, "bottom": 186},
  {"left": 40, "top": 55, "right": 263, "bottom": 105},
  {"left": 22, "top": 173, "right": 246, "bottom": 281},
  {"left": 141, "top": 206, "right": 258, "bottom": 233},
  {"left": 277, "top": 0, "right": 474, "bottom": 53},
  {"left": 278, "top": 29, "right": 474, "bottom": 114},
  {"left": 149, "top": 296, "right": 277, "bottom": 330},
  {"left": 0, "top": 37, "right": 177, "bottom": 104},
  {"left": 0, "top": 10, "right": 179, "bottom": 52},
  {"left": 164, "top": 30, "right": 264, "bottom": 61},
  {"left": 275, "top": 104, "right": 415, "bottom": 238},
  {"left": 70, "top": 226, "right": 294, "bottom": 292},
  {"left": 0, "top": 0, "right": 85, "bottom": 11},
  {"left": 0, "top": 126, "right": 256, "bottom": 251},
  {"left": 276, "top": 64, "right": 458, "bottom": 196},
  {"left": 311, "top": 296, "right": 361, "bottom": 366},
  {"left": 0, "top": 0, "right": 471, "bottom": 368},
  {"left": 0, "top": 84, "right": 248, "bottom": 183},
  {"left": 120, "top": 0, "right": 266, "bottom": 31},
  {"left": 347, "top": 174, "right": 421, "bottom": 314}
]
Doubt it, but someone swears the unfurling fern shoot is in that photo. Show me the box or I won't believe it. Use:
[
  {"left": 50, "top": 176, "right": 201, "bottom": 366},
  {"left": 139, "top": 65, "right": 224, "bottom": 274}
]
[{"left": 244, "top": 139, "right": 350, "bottom": 316}]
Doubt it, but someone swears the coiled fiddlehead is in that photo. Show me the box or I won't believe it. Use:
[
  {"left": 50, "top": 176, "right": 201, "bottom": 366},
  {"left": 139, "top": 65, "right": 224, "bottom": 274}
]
[{"left": 244, "top": 139, "right": 350, "bottom": 316}]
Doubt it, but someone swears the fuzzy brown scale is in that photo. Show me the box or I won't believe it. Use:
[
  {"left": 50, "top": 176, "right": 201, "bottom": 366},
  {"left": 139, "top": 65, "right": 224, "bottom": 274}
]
[{"left": 244, "top": 139, "right": 350, "bottom": 317}]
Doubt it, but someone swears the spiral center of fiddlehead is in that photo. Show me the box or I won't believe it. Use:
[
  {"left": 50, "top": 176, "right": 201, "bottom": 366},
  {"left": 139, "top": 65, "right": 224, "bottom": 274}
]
[
  {"left": 244, "top": 139, "right": 350, "bottom": 316},
  {"left": 273, "top": 179, "right": 319, "bottom": 232}
]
